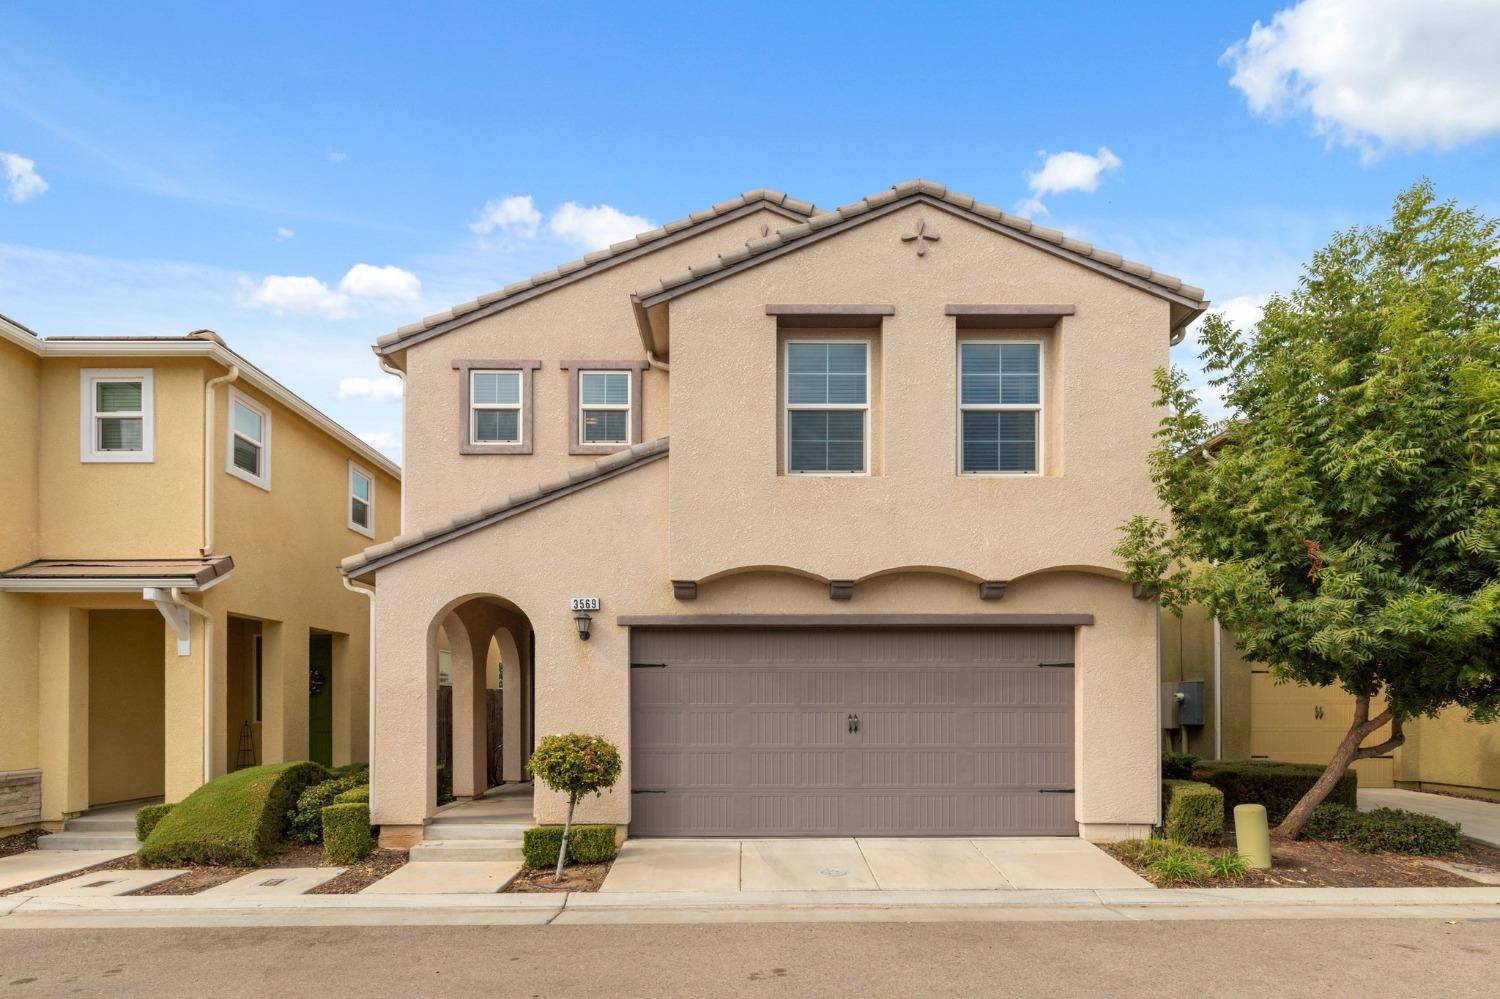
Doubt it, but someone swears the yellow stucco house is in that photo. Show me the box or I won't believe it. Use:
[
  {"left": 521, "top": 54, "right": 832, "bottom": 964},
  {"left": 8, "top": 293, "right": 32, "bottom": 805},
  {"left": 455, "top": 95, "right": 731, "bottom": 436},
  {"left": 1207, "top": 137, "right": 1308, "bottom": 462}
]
[
  {"left": 0, "top": 314, "right": 399, "bottom": 834},
  {"left": 342, "top": 179, "right": 1210, "bottom": 848}
]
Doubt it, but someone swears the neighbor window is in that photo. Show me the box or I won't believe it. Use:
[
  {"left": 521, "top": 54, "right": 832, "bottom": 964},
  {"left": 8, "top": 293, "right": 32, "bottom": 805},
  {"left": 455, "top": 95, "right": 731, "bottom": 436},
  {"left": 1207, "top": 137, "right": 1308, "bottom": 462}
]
[
  {"left": 578, "top": 371, "right": 631, "bottom": 446},
  {"left": 785, "top": 341, "right": 868, "bottom": 474},
  {"left": 959, "top": 341, "right": 1041, "bottom": 474},
  {"left": 227, "top": 387, "right": 272, "bottom": 489},
  {"left": 470, "top": 370, "right": 523, "bottom": 444},
  {"left": 80, "top": 369, "right": 154, "bottom": 462},
  {"left": 348, "top": 462, "right": 374, "bottom": 538}
]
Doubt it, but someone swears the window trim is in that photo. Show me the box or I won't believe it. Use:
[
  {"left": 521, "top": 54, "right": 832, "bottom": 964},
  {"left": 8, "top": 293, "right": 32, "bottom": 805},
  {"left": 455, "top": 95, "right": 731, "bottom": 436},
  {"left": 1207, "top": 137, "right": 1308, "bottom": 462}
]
[
  {"left": 347, "top": 460, "right": 375, "bottom": 539},
  {"left": 560, "top": 360, "right": 647, "bottom": 455},
  {"left": 468, "top": 370, "right": 524, "bottom": 446},
  {"left": 783, "top": 338, "right": 871, "bottom": 476},
  {"left": 79, "top": 368, "right": 155, "bottom": 463},
  {"left": 956, "top": 338, "right": 1044, "bottom": 476},
  {"left": 226, "top": 385, "right": 272, "bottom": 490},
  {"left": 576, "top": 370, "right": 632, "bottom": 447},
  {"left": 452, "top": 359, "right": 540, "bottom": 455}
]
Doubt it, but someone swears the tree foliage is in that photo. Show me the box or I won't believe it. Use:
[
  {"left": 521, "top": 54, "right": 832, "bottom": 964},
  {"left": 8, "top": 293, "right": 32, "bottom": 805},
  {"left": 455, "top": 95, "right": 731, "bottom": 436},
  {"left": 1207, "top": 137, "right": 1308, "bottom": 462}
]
[
  {"left": 527, "top": 733, "right": 621, "bottom": 881},
  {"left": 1117, "top": 181, "right": 1500, "bottom": 836}
]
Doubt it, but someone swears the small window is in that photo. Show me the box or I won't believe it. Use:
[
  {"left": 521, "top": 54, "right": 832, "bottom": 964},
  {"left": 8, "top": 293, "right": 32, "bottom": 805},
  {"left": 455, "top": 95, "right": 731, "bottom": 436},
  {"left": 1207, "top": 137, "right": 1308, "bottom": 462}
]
[
  {"left": 226, "top": 387, "right": 272, "bottom": 489},
  {"left": 348, "top": 462, "right": 375, "bottom": 538},
  {"left": 785, "top": 341, "right": 868, "bottom": 474},
  {"left": 579, "top": 371, "right": 631, "bottom": 446},
  {"left": 80, "top": 369, "right": 154, "bottom": 462},
  {"left": 470, "top": 370, "right": 523, "bottom": 444},
  {"left": 252, "top": 634, "right": 263, "bottom": 724},
  {"left": 959, "top": 341, "right": 1042, "bottom": 474}
]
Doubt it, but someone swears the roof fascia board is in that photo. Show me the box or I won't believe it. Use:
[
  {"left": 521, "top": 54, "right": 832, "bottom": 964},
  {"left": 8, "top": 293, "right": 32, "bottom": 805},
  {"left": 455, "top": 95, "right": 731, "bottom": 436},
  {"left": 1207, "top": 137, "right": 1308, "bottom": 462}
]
[
  {"left": 637, "top": 194, "right": 1207, "bottom": 314},
  {"left": 615, "top": 613, "right": 1096, "bottom": 628},
  {"left": 377, "top": 200, "right": 811, "bottom": 358},
  {"left": 0, "top": 570, "right": 232, "bottom": 593}
]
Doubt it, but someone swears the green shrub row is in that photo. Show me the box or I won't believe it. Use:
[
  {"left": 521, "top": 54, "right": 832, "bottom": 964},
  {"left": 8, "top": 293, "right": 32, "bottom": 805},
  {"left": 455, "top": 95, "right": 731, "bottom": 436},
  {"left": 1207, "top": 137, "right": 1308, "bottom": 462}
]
[
  {"left": 521, "top": 825, "right": 617, "bottom": 869},
  {"left": 134, "top": 802, "right": 175, "bottom": 842},
  {"left": 1161, "top": 752, "right": 1200, "bottom": 781},
  {"left": 139, "top": 761, "right": 327, "bottom": 868},
  {"left": 1192, "top": 760, "right": 1357, "bottom": 823},
  {"left": 1162, "top": 780, "right": 1224, "bottom": 846},
  {"left": 321, "top": 802, "right": 373, "bottom": 864},
  {"left": 333, "top": 785, "right": 369, "bottom": 805},
  {"left": 289, "top": 771, "right": 368, "bottom": 843},
  {"left": 1305, "top": 804, "right": 1463, "bottom": 854}
]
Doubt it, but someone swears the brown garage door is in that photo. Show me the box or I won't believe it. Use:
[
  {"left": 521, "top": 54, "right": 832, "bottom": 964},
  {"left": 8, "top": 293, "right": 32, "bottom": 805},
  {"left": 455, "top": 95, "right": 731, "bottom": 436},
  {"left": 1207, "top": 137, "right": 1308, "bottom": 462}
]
[{"left": 629, "top": 627, "right": 1076, "bottom": 837}]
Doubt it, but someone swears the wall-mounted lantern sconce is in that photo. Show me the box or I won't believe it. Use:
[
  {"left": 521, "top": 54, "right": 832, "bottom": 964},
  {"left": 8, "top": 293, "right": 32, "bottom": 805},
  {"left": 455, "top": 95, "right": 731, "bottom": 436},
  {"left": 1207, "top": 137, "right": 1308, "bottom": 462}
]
[
  {"left": 574, "top": 608, "right": 593, "bottom": 641},
  {"left": 570, "top": 596, "right": 599, "bottom": 641}
]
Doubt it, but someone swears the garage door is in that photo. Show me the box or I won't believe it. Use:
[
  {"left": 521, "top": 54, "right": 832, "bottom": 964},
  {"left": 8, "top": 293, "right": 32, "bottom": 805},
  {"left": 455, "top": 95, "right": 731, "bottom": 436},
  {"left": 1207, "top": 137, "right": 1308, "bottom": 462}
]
[{"left": 629, "top": 627, "right": 1076, "bottom": 837}]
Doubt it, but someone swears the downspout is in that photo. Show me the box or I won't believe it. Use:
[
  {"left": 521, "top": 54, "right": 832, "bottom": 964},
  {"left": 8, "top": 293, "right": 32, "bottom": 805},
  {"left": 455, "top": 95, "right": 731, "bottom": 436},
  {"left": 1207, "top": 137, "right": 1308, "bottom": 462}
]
[
  {"left": 145, "top": 587, "right": 215, "bottom": 785},
  {"left": 377, "top": 355, "right": 408, "bottom": 533},
  {"left": 202, "top": 364, "right": 241, "bottom": 555},
  {"left": 645, "top": 350, "right": 669, "bottom": 372},
  {"left": 344, "top": 576, "right": 377, "bottom": 818},
  {"left": 1213, "top": 616, "right": 1223, "bottom": 761}
]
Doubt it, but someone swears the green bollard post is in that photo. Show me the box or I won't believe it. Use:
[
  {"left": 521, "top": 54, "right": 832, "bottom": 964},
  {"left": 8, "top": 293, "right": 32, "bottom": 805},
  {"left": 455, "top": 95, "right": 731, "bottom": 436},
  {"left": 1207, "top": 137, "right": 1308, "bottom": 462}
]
[{"left": 1234, "top": 803, "right": 1272, "bottom": 869}]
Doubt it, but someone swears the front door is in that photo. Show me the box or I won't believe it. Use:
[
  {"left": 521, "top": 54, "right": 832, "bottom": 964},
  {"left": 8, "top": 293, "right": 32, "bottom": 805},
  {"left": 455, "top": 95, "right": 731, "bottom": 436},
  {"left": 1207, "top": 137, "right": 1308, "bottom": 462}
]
[{"left": 308, "top": 633, "right": 333, "bottom": 767}]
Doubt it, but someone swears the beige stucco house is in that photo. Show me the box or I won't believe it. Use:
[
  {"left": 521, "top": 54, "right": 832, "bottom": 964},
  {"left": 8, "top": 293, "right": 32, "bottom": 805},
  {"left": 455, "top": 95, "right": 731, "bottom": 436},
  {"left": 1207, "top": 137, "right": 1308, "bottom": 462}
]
[
  {"left": 0, "top": 315, "right": 399, "bottom": 833},
  {"left": 343, "top": 179, "right": 1209, "bottom": 846}
]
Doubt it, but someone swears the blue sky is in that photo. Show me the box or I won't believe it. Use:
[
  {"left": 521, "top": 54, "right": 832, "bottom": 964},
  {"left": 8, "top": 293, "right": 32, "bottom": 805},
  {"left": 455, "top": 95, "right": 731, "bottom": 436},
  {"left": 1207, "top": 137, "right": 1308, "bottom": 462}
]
[{"left": 3, "top": 1, "right": 1498, "bottom": 459}]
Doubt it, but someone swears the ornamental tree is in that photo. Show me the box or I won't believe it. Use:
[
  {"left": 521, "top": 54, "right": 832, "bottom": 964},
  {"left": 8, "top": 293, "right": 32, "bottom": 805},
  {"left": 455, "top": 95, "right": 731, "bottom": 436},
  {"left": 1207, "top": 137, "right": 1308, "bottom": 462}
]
[
  {"left": 1117, "top": 181, "right": 1500, "bottom": 840},
  {"left": 527, "top": 733, "right": 622, "bottom": 882}
]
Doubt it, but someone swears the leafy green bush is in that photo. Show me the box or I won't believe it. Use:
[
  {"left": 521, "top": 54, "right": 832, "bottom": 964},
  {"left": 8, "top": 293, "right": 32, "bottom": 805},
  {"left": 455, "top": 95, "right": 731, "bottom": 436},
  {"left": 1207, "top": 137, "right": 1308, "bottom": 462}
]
[
  {"left": 1163, "top": 780, "right": 1224, "bottom": 845},
  {"left": 332, "top": 762, "right": 369, "bottom": 780},
  {"left": 289, "top": 772, "right": 367, "bottom": 843},
  {"left": 134, "top": 803, "right": 174, "bottom": 842},
  {"left": 333, "top": 785, "right": 369, "bottom": 805},
  {"left": 1114, "top": 837, "right": 1247, "bottom": 887},
  {"left": 1162, "top": 752, "right": 1200, "bottom": 780},
  {"left": 321, "top": 803, "right": 372, "bottom": 864},
  {"left": 437, "top": 763, "right": 453, "bottom": 805},
  {"left": 1346, "top": 808, "right": 1463, "bottom": 855},
  {"left": 1304, "top": 802, "right": 1363, "bottom": 842},
  {"left": 521, "top": 825, "right": 617, "bottom": 869},
  {"left": 138, "top": 761, "right": 327, "bottom": 867},
  {"left": 1192, "top": 760, "right": 1357, "bottom": 823}
]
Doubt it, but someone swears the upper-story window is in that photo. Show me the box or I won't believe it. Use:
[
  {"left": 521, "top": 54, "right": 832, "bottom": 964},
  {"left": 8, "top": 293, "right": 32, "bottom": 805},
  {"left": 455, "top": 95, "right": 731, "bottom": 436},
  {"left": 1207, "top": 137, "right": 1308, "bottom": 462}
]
[
  {"left": 959, "top": 341, "right": 1041, "bottom": 474},
  {"left": 561, "top": 361, "right": 647, "bottom": 455},
  {"left": 785, "top": 340, "right": 868, "bottom": 474},
  {"left": 453, "top": 359, "right": 539, "bottom": 455},
  {"left": 80, "top": 368, "right": 154, "bottom": 463},
  {"left": 348, "top": 461, "right": 375, "bottom": 538},
  {"left": 227, "top": 386, "right": 272, "bottom": 490}
]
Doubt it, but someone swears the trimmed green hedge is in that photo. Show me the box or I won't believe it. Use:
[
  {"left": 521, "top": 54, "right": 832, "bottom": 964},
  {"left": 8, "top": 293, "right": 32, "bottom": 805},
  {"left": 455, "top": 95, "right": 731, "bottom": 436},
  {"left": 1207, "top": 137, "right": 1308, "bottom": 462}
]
[
  {"left": 1162, "top": 752, "right": 1200, "bottom": 781},
  {"left": 134, "top": 802, "right": 175, "bottom": 842},
  {"left": 1192, "top": 760, "right": 1357, "bottom": 823},
  {"left": 1163, "top": 780, "right": 1224, "bottom": 846},
  {"left": 138, "top": 761, "right": 327, "bottom": 868},
  {"left": 1306, "top": 804, "right": 1463, "bottom": 854},
  {"left": 289, "top": 772, "right": 368, "bottom": 843},
  {"left": 333, "top": 785, "right": 369, "bottom": 805},
  {"left": 321, "top": 803, "right": 373, "bottom": 864},
  {"left": 521, "top": 825, "right": 618, "bottom": 869}
]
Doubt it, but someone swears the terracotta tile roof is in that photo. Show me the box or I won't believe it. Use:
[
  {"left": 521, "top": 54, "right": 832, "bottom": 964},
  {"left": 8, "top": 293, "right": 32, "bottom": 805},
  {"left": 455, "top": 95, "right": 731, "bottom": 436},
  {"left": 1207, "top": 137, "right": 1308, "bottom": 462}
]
[
  {"left": 341, "top": 438, "right": 670, "bottom": 579},
  {"left": 634, "top": 178, "right": 1207, "bottom": 308},
  {"left": 374, "top": 189, "right": 816, "bottom": 355}
]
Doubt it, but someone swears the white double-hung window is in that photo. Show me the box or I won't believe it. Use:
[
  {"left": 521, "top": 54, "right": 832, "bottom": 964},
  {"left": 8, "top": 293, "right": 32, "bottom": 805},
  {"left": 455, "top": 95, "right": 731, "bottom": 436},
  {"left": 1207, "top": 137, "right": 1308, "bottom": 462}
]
[
  {"left": 227, "top": 387, "right": 272, "bottom": 489},
  {"left": 785, "top": 341, "right": 869, "bottom": 474},
  {"left": 470, "top": 370, "right": 523, "bottom": 444},
  {"left": 348, "top": 462, "right": 374, "bottom": 538},
  {"left": 80, "top": 369, "right": 154, "bottom": 462},
  {"left": 579, "top": 371, "right": 631, "bottom": 446},
  {"left": 959, "top": 341, "right": 1042, "bottom": 474}
]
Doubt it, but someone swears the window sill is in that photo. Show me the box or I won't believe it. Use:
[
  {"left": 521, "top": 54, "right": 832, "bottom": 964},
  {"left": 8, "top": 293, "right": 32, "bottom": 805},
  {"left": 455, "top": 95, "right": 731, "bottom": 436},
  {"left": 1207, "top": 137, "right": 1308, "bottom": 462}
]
[
  {"left": 570, "top": 441, "right": 633, "bottom": 456},
  {"left": 81, "top": 452, "right": 154, "bottom": 464},
  {"left": 226, "top": 464, "right": 271, "bottom": 491}
]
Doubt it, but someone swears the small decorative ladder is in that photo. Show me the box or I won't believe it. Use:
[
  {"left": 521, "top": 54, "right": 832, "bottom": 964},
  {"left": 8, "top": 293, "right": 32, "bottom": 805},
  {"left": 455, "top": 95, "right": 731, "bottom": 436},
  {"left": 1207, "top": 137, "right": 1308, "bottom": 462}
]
[{"left": 235, "top": 720, "right": 259, "bottom": 770}]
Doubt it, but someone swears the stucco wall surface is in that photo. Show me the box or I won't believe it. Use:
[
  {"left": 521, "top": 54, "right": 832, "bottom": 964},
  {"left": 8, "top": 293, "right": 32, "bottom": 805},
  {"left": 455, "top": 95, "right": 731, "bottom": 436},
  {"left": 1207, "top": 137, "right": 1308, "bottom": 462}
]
[{"left": 0, "top": 337, "right": 42, "bottom": 776}]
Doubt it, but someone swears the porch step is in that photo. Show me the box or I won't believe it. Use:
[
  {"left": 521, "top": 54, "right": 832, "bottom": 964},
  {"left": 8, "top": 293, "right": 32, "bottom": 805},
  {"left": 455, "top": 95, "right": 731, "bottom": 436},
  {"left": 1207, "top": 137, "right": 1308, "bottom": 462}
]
[
  {"left": 62, "top": 814, "right": 138, "bottom": 834},
  {"left": 421, "top": 822, "right": 532, "bottom": 841},
  {"left": 408, "top": 840, "right": 524, "bottom": 863},
  {"left": 37, "top": 832, "right": 141, "bottom": 852}
]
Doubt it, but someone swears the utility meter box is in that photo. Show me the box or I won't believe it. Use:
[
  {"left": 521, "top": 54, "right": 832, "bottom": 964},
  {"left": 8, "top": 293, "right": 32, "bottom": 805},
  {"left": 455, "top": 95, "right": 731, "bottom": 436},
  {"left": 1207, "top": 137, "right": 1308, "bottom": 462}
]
[
  {"left": 1176, "top": 680, "right": 1206, "bottom": 727},
  {"left": 1160, "top": 682, "right": 1182, "bottom": 729}
]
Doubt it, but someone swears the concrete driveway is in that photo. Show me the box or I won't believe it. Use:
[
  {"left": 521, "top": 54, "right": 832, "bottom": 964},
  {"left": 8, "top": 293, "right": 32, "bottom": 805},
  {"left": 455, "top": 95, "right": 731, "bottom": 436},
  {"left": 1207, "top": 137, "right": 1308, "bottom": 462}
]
[
  {"left": 1360, "top": 788, "right": 1500, "bottom": 848},
  {"left": 599, "top": 837, "right": 1149, "bottom": 893}
]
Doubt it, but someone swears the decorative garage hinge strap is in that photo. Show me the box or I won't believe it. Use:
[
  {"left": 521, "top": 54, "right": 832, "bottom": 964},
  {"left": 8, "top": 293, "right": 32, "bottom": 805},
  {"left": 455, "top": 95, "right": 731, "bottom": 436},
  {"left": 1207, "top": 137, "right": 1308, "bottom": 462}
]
[
  {"left": 1037, "top": 660, "right": 1075, "bottom": 668},
  {"left": 630, "top": 662, "right": 668, "bottom": 669},
  {"left": 1037, "top": 788, "right": 1076, "bottom": 794}
]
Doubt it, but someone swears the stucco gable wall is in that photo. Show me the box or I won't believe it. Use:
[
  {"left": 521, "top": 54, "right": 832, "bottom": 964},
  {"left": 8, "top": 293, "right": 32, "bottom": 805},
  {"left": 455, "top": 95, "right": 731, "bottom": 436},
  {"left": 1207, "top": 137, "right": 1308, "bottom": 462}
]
[
  {"left": 665, "top": 202, "right": 1170, "bottom": 583},
  {"left": 400, "top": 206, "right": 797, "bottom": 531}
]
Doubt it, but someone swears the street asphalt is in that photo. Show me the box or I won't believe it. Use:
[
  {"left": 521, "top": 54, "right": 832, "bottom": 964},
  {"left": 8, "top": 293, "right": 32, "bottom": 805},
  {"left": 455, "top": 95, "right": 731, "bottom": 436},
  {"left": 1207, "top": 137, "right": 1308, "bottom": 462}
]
[{"left": 0, "top": 918, "right": 1496, "bottom": 997}]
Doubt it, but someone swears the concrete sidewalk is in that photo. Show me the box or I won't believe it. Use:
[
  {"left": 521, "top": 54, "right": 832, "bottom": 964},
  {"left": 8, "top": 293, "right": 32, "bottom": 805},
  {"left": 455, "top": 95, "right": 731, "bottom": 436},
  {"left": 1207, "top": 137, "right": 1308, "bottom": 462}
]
[{"left": 1360, "top": 788, "right": 1500, "bottom": 848}]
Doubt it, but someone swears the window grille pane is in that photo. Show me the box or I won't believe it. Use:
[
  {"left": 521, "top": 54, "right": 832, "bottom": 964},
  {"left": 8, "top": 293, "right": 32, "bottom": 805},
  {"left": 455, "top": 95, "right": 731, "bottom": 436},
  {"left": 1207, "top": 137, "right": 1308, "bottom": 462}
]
[
  {"left": 474, "top": 409, "right": 519, "bottom": 443},
  {"left": 787, "top": 342, "right": 867, "bottom": 405},
  {"left": 352, "top": 473, "right": 371, "bottom": 502},
  {"left": 582, "top": 408, "right": 628, "bottom": 443},
  {"left": 788, "top": 410, "right": 864, "bottom": 473},
  {"left": 472, "top": 371, "right": 520, "bottom": 406},
  {"left": 580, "top": 372, "right": 629, "bottom": 406},
  {"left": 96, "top": 381, "right": 142, "bottom": 413},
  {"left": 352, "top": 497, "right": 370, "bottom": 528},
  {"left": 233, "top": 436, "right": 261, "bottom": 474},
  {"left": 962, "top": 411, "right": 1036, "bottom": 472},
  {"left": 233, "top": 401, "right": 263, "bottom": 441},
  {"left": 98, "top": 417, "right": 143, "bottom": 451},
  {"left": 961, "top": 342, "right": 1039, "bottom": 406}
]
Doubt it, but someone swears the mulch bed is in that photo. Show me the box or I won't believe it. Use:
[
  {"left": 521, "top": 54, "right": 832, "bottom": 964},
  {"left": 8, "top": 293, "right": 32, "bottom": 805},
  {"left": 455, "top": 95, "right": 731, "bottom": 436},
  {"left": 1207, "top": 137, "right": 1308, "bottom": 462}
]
[
  {"left": 308, "top": 848, "right": 409, "bottom": 893},
  {"left": 506, "top": 861, "right": 612, "bottom": 893},
  {"left": 0, "top": 829, "right": 43, "bottom": 860},
  {"left": 1107, "top": 835, "right": 1500, "bottom": 889}
]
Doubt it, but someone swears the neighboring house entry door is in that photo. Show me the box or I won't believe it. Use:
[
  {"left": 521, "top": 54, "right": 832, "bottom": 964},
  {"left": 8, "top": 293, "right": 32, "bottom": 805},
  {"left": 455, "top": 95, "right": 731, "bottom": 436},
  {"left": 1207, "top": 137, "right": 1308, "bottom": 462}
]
[
  {"left": 309, "top": 633, "right": 334, "bottom": 768},
  {"left": 628, "top": 627, "right": 1077, "bottom": 837}
]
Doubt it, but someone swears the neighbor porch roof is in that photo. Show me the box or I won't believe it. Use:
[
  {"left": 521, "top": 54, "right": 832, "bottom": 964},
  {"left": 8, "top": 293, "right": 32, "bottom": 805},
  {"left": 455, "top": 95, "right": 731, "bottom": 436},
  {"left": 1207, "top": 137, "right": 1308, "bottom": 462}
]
[{"left": 0, "top": 557, "right": 235, "bottom": 592}]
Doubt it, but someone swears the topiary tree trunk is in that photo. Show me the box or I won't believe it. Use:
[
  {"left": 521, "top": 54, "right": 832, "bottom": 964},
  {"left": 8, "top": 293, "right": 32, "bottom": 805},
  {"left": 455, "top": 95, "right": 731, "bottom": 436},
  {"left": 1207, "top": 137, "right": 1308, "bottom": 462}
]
[{"left": 526, "top": 733, "right": 622, "bottom": 883}]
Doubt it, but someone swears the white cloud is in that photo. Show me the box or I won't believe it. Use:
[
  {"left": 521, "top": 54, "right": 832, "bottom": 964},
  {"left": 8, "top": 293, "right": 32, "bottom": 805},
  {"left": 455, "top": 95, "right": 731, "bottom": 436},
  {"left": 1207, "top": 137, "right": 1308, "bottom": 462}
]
[
  {"left": 1, "top": 152, "right": 49, "bottom": 203},
  {"left": 1223, "top": 0, "right": 1500, "bottom": 159},
  {"left": 547, "top": 201, "right": 653, "bottom": 250},
  {"left": 469, "top": 195, "right": 542, "bottom": 238},
  {"left": 1016, "top": 147, "right": 1122, "bottom": 216},
  {"left": 328, "top": 146, "right": 347, "bottom": 163},
  {"left": 275, "top": 226, "right": 295, "bottom": 241},
  {"left": 357, "top": 430, "right": 401, "bottom": 457},
  {"left": 338, "top": 263, "right": 420, "bottom": 301},
  {"left": 338, "top": 375, "right": 403, "bottom": 402}
]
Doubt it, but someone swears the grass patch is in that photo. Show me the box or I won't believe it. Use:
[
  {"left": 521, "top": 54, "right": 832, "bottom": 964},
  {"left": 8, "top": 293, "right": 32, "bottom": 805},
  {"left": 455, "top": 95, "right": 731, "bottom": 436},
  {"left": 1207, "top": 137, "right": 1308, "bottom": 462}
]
[
  {"left": 1113, "top": 837, "right": 1248, "bottom": 887},
  {"left": 138, "top": 762, "right": 327, "bottom": 868}
]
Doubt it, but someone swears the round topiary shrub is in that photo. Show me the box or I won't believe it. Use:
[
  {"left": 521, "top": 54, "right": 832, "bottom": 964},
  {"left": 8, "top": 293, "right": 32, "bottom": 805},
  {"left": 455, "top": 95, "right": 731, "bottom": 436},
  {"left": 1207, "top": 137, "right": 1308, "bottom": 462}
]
[{"left": 527, "top": 734, "right": 622, "bottom": 882}]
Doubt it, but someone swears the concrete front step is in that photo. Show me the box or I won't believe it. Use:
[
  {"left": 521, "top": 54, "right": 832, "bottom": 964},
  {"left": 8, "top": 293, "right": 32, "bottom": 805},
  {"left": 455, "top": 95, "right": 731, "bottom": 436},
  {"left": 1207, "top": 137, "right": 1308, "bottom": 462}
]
[
  {"left": 422, "top": 822, "right": 531, "bottom": 841},
  {"left": 63, "top": 815, "right": 138, "bottom": 834},
  {"left": 37, "top": 832, "right": 141, "bottom": 852},
  {"left": 408, "top": 840, "right": 525, "bottom": 863}
]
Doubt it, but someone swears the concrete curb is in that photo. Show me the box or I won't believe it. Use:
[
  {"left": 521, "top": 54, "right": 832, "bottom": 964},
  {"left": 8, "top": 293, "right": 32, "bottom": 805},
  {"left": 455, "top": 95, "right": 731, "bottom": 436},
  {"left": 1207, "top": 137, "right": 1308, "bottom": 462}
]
[{"left": 1, "top": 886, "right": 1499, "bottom": 928}]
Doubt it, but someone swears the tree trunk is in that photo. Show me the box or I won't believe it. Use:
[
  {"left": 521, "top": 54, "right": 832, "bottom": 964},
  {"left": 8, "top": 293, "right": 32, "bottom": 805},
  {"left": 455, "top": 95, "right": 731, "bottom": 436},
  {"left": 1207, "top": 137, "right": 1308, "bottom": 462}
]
[
  {"left": 1273, "top": 694, "right": 1405, "bottom": 841},
  {"left": 553, "top": 792, "right": 577, "bottom": 883}
]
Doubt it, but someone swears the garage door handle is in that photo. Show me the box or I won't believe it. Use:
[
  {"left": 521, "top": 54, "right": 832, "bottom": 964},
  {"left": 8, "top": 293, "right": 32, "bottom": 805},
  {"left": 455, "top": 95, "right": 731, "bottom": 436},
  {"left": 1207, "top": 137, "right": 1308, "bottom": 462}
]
[{"left": 847, "top": 713, "right": 860, "bottom": 733}]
